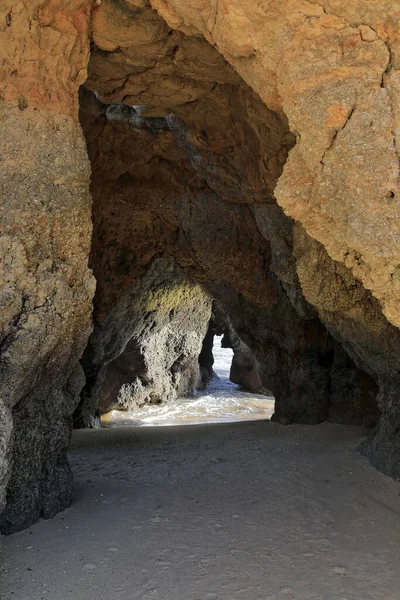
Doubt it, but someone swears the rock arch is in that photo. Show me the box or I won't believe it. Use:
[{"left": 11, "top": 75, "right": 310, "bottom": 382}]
[{"left": 0, "top": 0, "right": 399, "bottom": 533}]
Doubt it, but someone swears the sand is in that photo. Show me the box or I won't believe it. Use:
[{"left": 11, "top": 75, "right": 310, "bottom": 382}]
[{"left": 2, "top": 421, "right": 400, "bottom": 600}]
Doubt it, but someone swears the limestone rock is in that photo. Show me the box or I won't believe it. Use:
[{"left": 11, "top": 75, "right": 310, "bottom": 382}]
[
  {"left": 2, "top": 0, "right": 400, "bottom": 534},
  {"left": 0, "top": 2, "right": 94, "bottom": 531},
  {"left": 80, "top": 89, "right": 378, "bottom": 429},
  {"left": 75, "top": 258, "right": 211, "bottom": 426}
]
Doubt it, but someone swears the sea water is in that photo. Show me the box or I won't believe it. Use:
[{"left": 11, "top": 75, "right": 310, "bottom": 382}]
[{"left": 101, "top": 336, "right": 275, "bottom": 426}]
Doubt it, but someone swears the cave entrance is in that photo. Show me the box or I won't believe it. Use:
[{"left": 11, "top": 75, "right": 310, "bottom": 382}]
[{"left": 100, "top": 334, "right": 275, "bottom": 428}]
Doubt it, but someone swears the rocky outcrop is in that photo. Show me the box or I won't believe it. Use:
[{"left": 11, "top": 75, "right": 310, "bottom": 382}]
[
  {"left": 198, "top": 322, "right": 218, "bottom": 386},
  {"left": 207, "top": 303, "right": 268, "bottom": 395},
  {"left": 0, "top": 407, "right": 12, "bottom": 524},
  {"left": 0, "top": 3, "right": 95, "bottom": 532},
  {"left": 206, "top": 278, "right": 379, "bottom": 427},
  {"left": 74, "top": 258, "right": 211, "bottom": 427},
  {"left": 197, "top": 304, "right": 267, "bottom": 394},
  {"left": 293, "top": 225, "right": 400, "bottom": 474},
  {"left": 0, "top": 363, "right": 86, "bottom": 535},
  {"left": 229, "top": 342, "right": 266, "bottom": 395}
]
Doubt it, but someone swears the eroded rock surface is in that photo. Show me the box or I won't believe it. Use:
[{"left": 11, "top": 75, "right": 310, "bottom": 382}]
[
  {"left": 75, "top": 259, "right": 211, "bottom": 427},
  {"left": 209, "top": 303, "right": 268, "bottom": 395},
  {"left": 79, "top": 86, "right": 378, "bottom": 430},
  {"left": 84, "top": 0, "right": 397, "bottom": 473},
  {"left": 149, "top": 0, "right": 400, "bottom": 328},
  {"left": 0, "top": 2, "right": 95, "bottom": 532},
  {"left": 294, "top": 225, "right": 400, "bottom": 474},
  {"left": 1, "top": 0, "right": 400, "bottom": 534}
]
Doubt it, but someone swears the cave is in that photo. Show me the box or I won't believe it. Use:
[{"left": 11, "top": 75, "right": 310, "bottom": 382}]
[
  {"left": 97, "top": 318, "right": 276, "bottom": 428},
  {"left": 1, "top": 1, "right": 400, "bottom": 596}
]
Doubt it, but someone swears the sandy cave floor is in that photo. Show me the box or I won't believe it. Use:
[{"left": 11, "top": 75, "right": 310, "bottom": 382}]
[{"left": 2, "top": 421, "right": 400, "bottom": 600}]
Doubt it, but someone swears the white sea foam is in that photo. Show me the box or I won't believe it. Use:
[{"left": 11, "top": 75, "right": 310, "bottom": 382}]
[{"left": 102, "top": 336, "right": 275, "bottom": 427}]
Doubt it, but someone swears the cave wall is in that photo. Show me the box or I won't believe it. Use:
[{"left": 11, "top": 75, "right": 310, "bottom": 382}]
[
  {"left": 84, "top": 0, "right": 399, "bottom": 475},
  {"left": 293, "top": 225, "right": 400, "bottom": 475},
  {"left": 79, "top": 85, "right": 378, "bottom": 430},
  {"left": 0, "top": 3, "right": 95, "bottom": 532},
  {"left": 149, "top": 0, "right": 400, "bottom": 330},
  {"left": 1, "top": 0, "right": 400, "bottom": 534}
]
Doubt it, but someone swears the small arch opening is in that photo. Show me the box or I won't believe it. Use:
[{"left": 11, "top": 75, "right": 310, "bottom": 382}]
[{"left": 101, "top": 333, "right": 275, "bottom": 428}]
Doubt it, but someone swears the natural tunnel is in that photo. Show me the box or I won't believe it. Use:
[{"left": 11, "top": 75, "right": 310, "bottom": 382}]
[
  {"left": 1, "top": 0, "right": 400, "bottom": 548},
  {"left": 99, "top": 332, "right": 275, "bottom": 427}
]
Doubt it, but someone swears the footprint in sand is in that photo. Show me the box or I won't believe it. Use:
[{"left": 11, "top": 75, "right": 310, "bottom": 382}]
[{"left": 82, "top": 563, "right": 97, "bottom": 570}]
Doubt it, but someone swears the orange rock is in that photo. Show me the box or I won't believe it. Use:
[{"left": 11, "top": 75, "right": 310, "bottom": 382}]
[{"left": 325, "top": 104, "right": 352, "bottom": 128}]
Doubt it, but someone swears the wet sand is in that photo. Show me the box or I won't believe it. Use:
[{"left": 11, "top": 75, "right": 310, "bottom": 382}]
[{"left": 2, "top": 421, "right": 400, "bottom": 600}]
